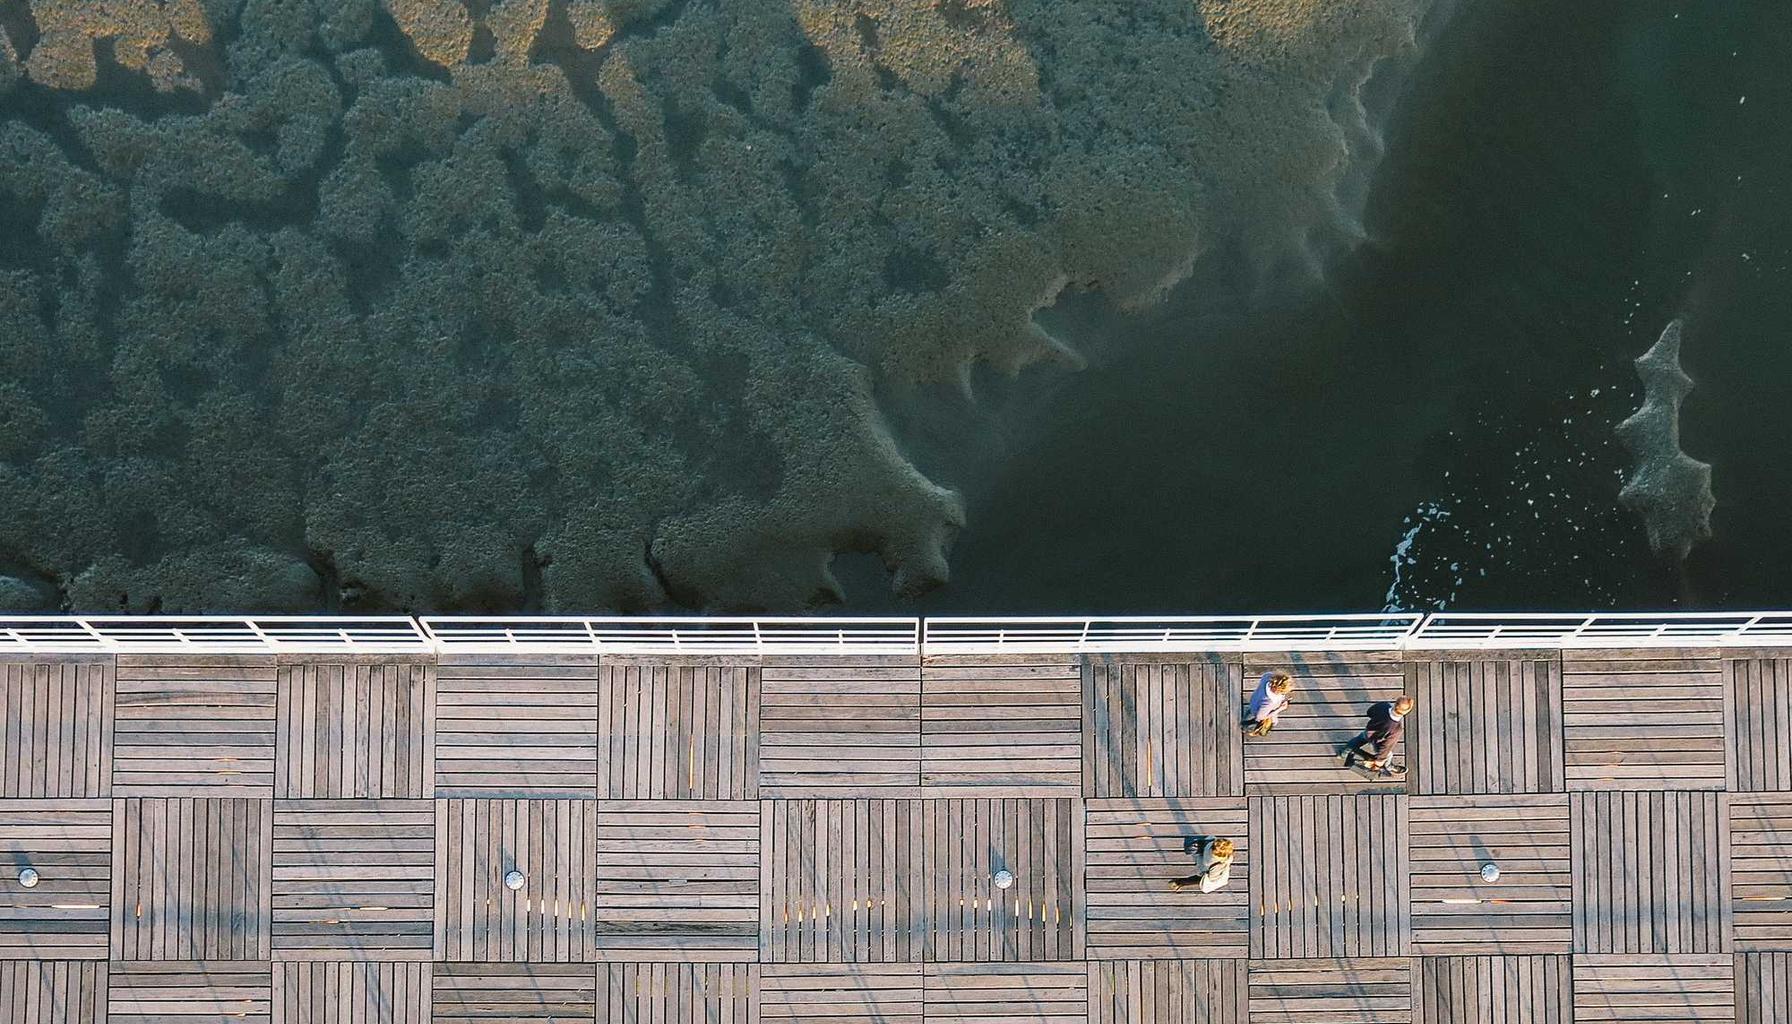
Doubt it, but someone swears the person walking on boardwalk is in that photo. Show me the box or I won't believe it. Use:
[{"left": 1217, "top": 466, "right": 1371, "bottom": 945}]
[
  {"left": 1343, "top": 695, "right": 1415, "bottom": 775},
  {"left": 1169, "top": 836, "right": 1235, "bottom": 893},
  {"left": 1243, "top": 671, "right": 1295, "bottom": 737}
]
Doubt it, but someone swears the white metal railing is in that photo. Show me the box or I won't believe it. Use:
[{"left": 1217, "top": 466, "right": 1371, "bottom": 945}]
[
  {"left": 922, "top": 614, "right": 1424, "bottom": 654},
  {"left": 419, "top": 616, "right": 922, "bottom": 655},
  {"left": 1, "top": 612, "right": 1790, "bottom": 655},
  {"left": 0, "top": 616, "right": 430, "bottom": 653},
  {"left": 1405, "top": 611, "right": 1792, "bottom": 649}
]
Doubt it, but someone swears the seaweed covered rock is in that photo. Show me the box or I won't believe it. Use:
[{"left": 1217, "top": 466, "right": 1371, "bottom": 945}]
[
  {"left": 1, "top": 0, "right": 1432, "bottom": 611},
  {"left": 1615, "top": 319, "right": 1716, "bottom": 561}
]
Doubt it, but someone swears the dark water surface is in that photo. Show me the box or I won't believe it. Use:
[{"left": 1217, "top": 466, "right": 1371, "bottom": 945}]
[{"left": 874, "top": 1, "right": 1792, "bottom": 616}]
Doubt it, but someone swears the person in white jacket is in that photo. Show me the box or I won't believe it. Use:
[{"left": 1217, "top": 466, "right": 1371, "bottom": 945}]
[
  {"left": 1169, "top": 836, "right": 1234, "bottom": 893},
  {"left": 1243, "top": 671, "right": 1295, "bottom": 737}
]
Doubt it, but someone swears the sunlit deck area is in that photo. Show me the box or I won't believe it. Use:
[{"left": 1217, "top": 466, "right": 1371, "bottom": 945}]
[{"left": 1, "top": 614, "right": 1789, "bottom": 1022}]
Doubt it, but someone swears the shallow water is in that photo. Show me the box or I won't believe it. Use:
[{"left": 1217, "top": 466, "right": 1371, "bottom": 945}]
[{"left": 885, "top": 0, "right": 1792, "bottom": 615}]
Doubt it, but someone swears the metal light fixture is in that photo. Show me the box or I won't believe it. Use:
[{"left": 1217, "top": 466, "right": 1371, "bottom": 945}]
[
  {"left": 1480, "top": 863, "right": 1500, "bottom": 883},
  {"left": 504, "top": 870, "right": 526, "bottom": 891},
  {"left": 18, "top": 868, "right": 40, "bottom": 888},
  {"left": 993, "top": 869, "right": 1015, "bottom": 890}
]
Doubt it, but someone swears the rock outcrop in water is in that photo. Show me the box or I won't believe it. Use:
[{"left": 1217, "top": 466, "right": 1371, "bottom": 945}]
[
  {"left": 0, "top": 0, "right": 1431, "bottom": 612},
  {"left": 1615, "top": 319, "right": 1715, "bottom": 561}
]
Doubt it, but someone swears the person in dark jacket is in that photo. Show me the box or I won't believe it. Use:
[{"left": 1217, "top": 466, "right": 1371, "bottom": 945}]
[{"left": 1343, "top": 695, "right": 1415, "bottom": 773}]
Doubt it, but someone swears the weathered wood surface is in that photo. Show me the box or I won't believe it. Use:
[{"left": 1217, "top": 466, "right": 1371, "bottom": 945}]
[{"left": 0, "top": 646, "right": 1781, "bottom": 1021}]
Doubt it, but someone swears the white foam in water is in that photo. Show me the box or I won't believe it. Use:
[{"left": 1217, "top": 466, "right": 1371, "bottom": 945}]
[{"left": 1383, "top": 501, "right": 1451, "bottom": 612}]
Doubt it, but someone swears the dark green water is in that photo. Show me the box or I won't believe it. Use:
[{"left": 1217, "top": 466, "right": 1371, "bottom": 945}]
[{"left": 887, "top": 1, "right": 1792, "bottom": 615}]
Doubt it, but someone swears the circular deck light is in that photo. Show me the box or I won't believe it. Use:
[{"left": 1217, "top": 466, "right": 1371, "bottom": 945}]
[
  {"left": 18, "top": 868, "right": 40, "bottom": 888},
  {"left": 504, "top": 870, "right": 526, "bottom": 891},
  {"left": 1480, "top": 863, "right": 1500, "bottom": 883},
  {"left": 993, "top": 870, "right": 1015, "bottom": 890}
]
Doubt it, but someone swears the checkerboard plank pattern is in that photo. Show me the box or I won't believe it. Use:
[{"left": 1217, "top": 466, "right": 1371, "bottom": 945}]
[
  {"left": 1250, "top": 795, "right": 1410, "bottom": 958},
  {"left": 1088, "top": 960, "right": 1246, "bottom": 1024},
  {"left": 596, "top": 963, "right": 756, "bottom": 1022},
  {"left": 1730, "top": 793, "right": 1792, "bottom": 950},
  {"left": 1085, "top": 798, "right": 1249, "bottom": 958},
  {"left": 1728, "top": 657, "right": 1792, "bottom": 792},
  {"left": 272, "top": 961, "right": 431, "bottom": 1023},
  {"left": 924, "top": 962, "right": 1088, "bottom": 1023},
  {"left": 1571, "top": 790, "right": 1729, "bottom": 954},
  {"left": 275, "top": 660, "right": 433, "bottom": 799},
  {"left": 1085, "top": 656, "right": 1244, "bottom": 798},
  {"left": 271, "top": 800, "right": 435, "bottom": 961},
  {"left": 433, "top": 798, "right": 598, "bottom": 962},
  {"left": 0, "top": 961, "right": 107, "bottom": 1024},
  {"left": 1410, "top": 795, "right": 1572, "bottom": 954},
  {"left": 597, "top": 660, "right": 759, "bottom": 800},
  {"left": 0, "top": 800, "right": 111, "bottom": 960},
  {"left": 108, "top": 962, "right": 271, "bottom": 1024},
  {"left": 432, "top": 963, "right": 595, "bottom": 1023},
  {"left": 434, "top": 654, "right": 598, "bottom": 797},
  {"left": 1414, "top": 955, "right": 1571, "bottom": 1024},
  {"left": 111, "top": 798, "right": 273, "bottom": 961},
  {"left": 1239, "top": 654, "right": 1410, "bottom": 793},
  {"left": 593, "top": 799, "right": 759, "bottom": 962},
  {"left": 759, "top": 964, "right": 918, "bottom": 1023},
  {"left": 1573, "top": 954, "right": 1735, "bottom": 1023},
  {"left": 1, "top": 658, "right": 113, "bottom": 798},
  {"left": 1247, "top": 958, "right": 1412, "bottom": 1024},
  {"left": 760, "top": 798, "right": 923, "bottom": 964},
  {"left": 921, "top": 656, "right": 1082, "bottom": 796},
  {"left": 759, "top": 656, "right": 921, "bottom": 797},
  {"left": 113, "top": 655, "right": 277, "bottom": 797},
  {"left": 1409, "top": 657, "right": 1564, "bottom": 795},
  {"left": 1562, "top": 653, "right": 1725, "bottom": 790}
]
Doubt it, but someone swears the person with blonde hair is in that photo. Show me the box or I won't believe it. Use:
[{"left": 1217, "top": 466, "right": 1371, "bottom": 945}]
[
  {"left": 1243, "top": 670, "right": 1295, "bottom": 737},
  {"left": 1169, "top": 835, "right": 1235, "bottom": 893}
]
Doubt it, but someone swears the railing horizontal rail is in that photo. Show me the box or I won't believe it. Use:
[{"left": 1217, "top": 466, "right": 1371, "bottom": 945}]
[{"left": 0, "top": 612, "right": 1789, "bottom": 655}]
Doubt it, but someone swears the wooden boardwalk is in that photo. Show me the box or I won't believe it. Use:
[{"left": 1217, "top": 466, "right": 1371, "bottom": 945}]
[{"left": 0, "top": 646, "right": 1787, "bottom": 1021}]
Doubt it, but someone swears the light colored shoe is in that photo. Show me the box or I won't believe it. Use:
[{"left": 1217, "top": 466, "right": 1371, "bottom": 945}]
[{"left": 1169, "top": 881, "right": 1185, "bottom": 892}]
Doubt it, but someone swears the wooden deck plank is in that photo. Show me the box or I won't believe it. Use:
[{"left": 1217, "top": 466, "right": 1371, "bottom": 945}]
[
  {"left": 1728, "top": 658, "right": 1792, "bottom": 792},
  {"left": 1410, "top": 795, "right": 1572, "bottom": 954},
  {"left": 270, "top": 800, "right": 435, "bottom": 962},
  {"left": 760, "top": 963, "right": 917, "bottom": 1023},
  {"left": 924, "top": 962, "right": 1088, "bottom": 1023},
  {"left": 593, "top": 799, "right": 759, "bottom": 962},
  {"left": 1574, "top": 953, "right": 1736, "bottom": 1023},
  {"left": 114, "top": 656, "right": 277, "bottom": 798},
  {"left": 762, "top": 798, "right": 922, "bottom": 964},
  {"left": 1, "top": 659, "right": 114, "bottom": 800},
  {"left": 1562, "top": 653, "right": 1726, "bottom": 791},
  {"left": 1246, "top": 958, "right": 1412, "bottom": 1024},
  {"left": 272, "top": 961, "right": 431, "bottom": 1023},
  {"left": 1414, "top": 955, "right": 1571, "bottom": 1024},
  {"left": 433, "top": 799, "right": 598, "bottom": 962},
  {"left": 1249, "top": 795, "right": 1409, "bottom": 959},
  {"left": 111, "top": 798, "right": 272, "bottom": 962},
  {"left": 1410, "top": 658, "right": 1563, "bottom": 795},
  {"left": 1737, "top": 951, "right": 1792, "bottom": 1024},
  {"left": 434, "top": 655, "right": 598, "bottom": 798},
  {"left": 598, "top": 660, "right": 760, "bottom": 800},
  {"left": 1730, "top": 794, "right": 1792, "bottom": 950},
  {"left": 922, "top": 656, "right": 1082, "bottom": 797},
  {"left": 108, "top": 962, "right": 271, "bottom": 1024},
  {"left": 1085, "top": 798, "right": 1249, "bottom": 959},
  {"left": 760, "top": 656, "right": 921, "bottom": 797},
  {"left": 0, "top": 800, "right": 111, "bottom": 961},
  {"left": 1085, "top": 656, "right": 1243, "bottom": 798},
  {"left": 432, "top": 963, "right": 596, "bottom": 1023},
  {"left": 276, "top": 660, "right": 433, "bottom": 799},
  {"left": 1571, "top": 790, "right": 1729, "bottom": 955},
  {"left": 1087, "top": 959, "right": 1245, "bottom": 1024},
  {"left": 595, "top": 962, "right": 755, "bottom": 1023},
  {"left": 0, "top": 960, "right": 107, "bottom": 1024}
]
